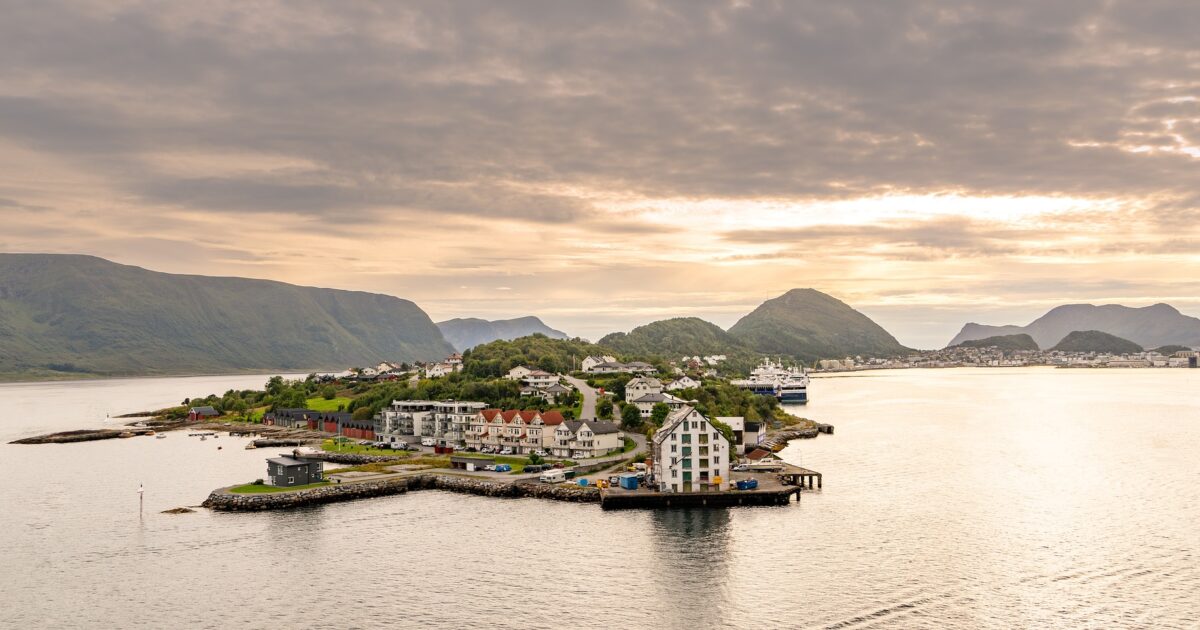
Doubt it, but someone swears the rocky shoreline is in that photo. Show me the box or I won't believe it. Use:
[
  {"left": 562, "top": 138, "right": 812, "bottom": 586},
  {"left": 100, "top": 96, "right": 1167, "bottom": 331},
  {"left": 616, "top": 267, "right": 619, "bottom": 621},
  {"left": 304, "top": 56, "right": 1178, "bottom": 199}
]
[{"left": 202, "top": 473, "right": 600, "bottom": 511}]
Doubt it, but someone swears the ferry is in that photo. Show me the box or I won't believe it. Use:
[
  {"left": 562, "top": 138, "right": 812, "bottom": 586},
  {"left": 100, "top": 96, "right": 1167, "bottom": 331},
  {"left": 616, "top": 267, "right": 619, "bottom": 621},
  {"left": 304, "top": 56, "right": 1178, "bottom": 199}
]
[{"left": 731, "top": 358, "right": 810, "bottom": 403}]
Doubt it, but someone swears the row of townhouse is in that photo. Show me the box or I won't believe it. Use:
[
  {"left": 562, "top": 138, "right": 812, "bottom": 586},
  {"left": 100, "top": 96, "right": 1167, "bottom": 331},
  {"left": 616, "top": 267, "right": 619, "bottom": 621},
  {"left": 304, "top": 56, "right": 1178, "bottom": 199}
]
[
  {"left": 652, "top": 406, "right": 732, "bottom": 493},
  {"left": 377, "top": 400, "right": 488, "bottom": 445},
  {"left": 465, "top": 410, "right": 624, "bottom": 458},
  {"left": 263, "top": 408, "right": 376, "bottom": 440}
]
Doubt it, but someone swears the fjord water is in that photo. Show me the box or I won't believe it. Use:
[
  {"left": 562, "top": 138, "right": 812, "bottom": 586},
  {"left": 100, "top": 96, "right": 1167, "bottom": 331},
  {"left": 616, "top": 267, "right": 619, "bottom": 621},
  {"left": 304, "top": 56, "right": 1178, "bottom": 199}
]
[{"left": 1, "top": 369, "right": 1198, "bottom": 629}]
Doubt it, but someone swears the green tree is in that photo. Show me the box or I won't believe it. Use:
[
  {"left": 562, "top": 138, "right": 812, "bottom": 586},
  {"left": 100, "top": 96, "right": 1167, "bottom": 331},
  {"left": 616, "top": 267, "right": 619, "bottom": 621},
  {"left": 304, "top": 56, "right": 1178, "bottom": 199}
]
[
  {"left": 710, "top": 418, "right": 737, "bottom": 447},
  {"left": 597, "top": 398, "right": 614, "bottom": 419},
  {"left": 528, "top": 453, "right": 544, "bottom": 465},
  {"left": 352, "top": 406, "right": 374, "bottom": 421},
  {"left": 265, "top": 375, "right": 285, "bottom": 395},
  {"left": 621, "top": 403, "right": 643, "bottom": 429},
  {"left": 320, "top": 384, "right": 337, "bottom": 400},
  {"left": 650, "top": 402, "right": 671, "bottom": 426}
]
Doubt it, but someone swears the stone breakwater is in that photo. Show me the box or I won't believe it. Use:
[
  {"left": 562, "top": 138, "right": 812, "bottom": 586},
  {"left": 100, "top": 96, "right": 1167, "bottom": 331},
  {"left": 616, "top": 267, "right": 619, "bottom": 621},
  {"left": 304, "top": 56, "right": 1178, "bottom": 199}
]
[
  {"left": 202, "top": 474, "right": 600, "bottom": 511},
  {"left": 293, "top": 451, "right": 402, "bottom": 465}
]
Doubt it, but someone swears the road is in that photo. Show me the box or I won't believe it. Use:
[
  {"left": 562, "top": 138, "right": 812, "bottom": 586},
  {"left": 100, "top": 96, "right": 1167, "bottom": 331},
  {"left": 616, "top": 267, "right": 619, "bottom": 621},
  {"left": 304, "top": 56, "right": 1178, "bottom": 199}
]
[{"left": 561, "top": 374, "right": 598, "bottom": 420}]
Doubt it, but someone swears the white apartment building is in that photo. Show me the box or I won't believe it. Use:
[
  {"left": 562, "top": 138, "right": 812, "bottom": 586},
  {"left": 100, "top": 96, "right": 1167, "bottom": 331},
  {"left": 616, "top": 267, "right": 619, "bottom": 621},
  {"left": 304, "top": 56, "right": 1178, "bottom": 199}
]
[
  {"left": 581, "top": 355, "right": 617, "bottom": 372},
  {"left": 665, "top": 376, "right": 701, "bottom": 391},
  {"left": 550, "top": 420, "right": 624, "bottom": 459},
  {"left": 629, "top": 391, "right": 689, "bottom": 418},
  {"left": 652, "top": 406, "right": 731, "bottom": 492},
  {"left": 378, "top": 400, "right": 488, "bottom": 445},
  {"left": 625, "top": 376, "right": 663, "bottom": 401}
]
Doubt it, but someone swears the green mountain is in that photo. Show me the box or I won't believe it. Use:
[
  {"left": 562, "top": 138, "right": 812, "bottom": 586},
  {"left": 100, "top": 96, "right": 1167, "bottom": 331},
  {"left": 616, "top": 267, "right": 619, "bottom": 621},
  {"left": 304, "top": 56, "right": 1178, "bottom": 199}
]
[
  {"left": 950, "top": 333, "right": 1039, "bottom": 351},
  {"left": 728, "top": 289, "right": 910, "bottom": 361},
  {"left": 437, "top": 316, "right": 567, "bottom": 351},
  {"left": 0, "top": 254, "right": 454, "bottom": 379},
  {"left": 1051, "top": 330, "right": 1143, "bottom": 354},
  {"left": 599, "top": 317, "right": 745, "bottom": 358},
  {"left": 1152, "top": 345, "right": 1192, "bottom": 355}
]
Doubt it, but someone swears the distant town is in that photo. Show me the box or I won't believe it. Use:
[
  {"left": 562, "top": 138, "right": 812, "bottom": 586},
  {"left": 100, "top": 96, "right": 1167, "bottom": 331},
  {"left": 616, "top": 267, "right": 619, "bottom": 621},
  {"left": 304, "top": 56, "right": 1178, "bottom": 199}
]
[{"left": 813, "top": 347, "right": 1200, "bottom": 372}]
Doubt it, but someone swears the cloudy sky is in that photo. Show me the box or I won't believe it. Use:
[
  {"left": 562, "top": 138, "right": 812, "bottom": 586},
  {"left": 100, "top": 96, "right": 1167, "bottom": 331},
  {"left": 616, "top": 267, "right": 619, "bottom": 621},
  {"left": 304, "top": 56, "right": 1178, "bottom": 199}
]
[{"left": 4, "top": 1, "right": 1200, "bottom": 348}]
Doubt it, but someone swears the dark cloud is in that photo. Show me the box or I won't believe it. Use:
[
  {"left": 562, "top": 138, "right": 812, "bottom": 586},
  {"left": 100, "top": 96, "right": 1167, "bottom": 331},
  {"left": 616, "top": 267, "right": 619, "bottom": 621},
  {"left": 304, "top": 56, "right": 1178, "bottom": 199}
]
[{"left": 2, "top": 0, "right": 1199, "bottom": 221}]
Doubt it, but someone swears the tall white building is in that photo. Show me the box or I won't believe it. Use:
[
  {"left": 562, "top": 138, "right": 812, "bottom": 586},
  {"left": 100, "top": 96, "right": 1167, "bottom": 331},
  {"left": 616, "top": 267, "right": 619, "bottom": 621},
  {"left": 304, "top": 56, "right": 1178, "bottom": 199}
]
[
  {"left": 652, "top": 406, "right": 730, "bottom": 492},
  {"left": 378, "top": 400, "right": 488, "bottom": 445}
]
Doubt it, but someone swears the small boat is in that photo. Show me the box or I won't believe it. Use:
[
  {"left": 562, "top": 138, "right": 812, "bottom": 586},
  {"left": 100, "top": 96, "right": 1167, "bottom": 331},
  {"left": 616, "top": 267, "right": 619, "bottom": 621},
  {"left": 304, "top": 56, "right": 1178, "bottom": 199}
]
[
  {"left": 244, "top": 442, "right": 258, "bottom": 450},
  {"left": 118, "top": 432, "right": 134, "bottom": 439},
  {"left": 200, "top": 435, "right": 207, "bottom": 441},
  {"left": 145, "top": 430, "right": 156, "bottom": 436},
  {"left": 217, "top": 446, "right": 223, "bottom": 450},
  {"left": 156, "top": 434, "right": 167, "bottom": 440}
]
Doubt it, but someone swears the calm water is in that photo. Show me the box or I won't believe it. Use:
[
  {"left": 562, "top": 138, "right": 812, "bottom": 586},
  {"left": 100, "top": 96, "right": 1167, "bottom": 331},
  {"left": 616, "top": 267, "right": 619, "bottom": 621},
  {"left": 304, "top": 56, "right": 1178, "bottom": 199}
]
[{"left": 2, "top": 368, "right": 1198, "bottom": 629}]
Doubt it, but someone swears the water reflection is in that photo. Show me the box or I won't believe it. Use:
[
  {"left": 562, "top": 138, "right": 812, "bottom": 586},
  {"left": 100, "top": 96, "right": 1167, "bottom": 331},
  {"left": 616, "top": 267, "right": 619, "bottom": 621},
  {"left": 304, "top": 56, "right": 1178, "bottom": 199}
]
[{"left": 646, "top": 508, "right": 734, "bottom": 628}]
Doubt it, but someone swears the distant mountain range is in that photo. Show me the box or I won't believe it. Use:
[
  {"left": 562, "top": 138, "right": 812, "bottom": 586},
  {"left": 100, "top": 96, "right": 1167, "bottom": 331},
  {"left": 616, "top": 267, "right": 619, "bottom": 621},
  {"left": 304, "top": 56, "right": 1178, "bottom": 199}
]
[
  {"left": 436, "top": 316, "right": 568, "bottom": 351},
  {"left": 948, "top": 303, "right": 1200, "bottom": 349},
  {"left": 0, "top": 254, "right": 453, "bottom": 379},
  {"left": 601, "top": 289, "right": 911, "bottom": 363}
]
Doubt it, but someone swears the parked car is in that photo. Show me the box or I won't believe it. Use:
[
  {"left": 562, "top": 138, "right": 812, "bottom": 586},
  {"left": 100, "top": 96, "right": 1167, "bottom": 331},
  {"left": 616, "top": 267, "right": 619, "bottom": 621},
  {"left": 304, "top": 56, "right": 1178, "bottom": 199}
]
[
  {"left": 523, "top": 465, "right": 540, "bottom": 473},
  {"left": 608, "top": 475, "right": 621, "bottom": 486},
  {"left": 395, "top": 441, "right": 409, "bottom": 450},
  {"left": 358, "top": 440, "right": 372, "bottom": 446},
  {"left": 421, "top": 438, "right": 436, "bottom": 447},
  {"left": 494, "top": 464, "right": 512, "bottom": 473},
  {"left": 484, "top": 464, "right": 497, "bottom": 471},
  {"left": 465, "top": 447, "right": 478, "bottom": 453},
  {"left": 499, "top": 448, "right": 514, "bottom": 455},
  {"left": 552, "top": 462, "right": 566, "bottom": 469},
  {"left": 732, "top": 464, "right": 750, "bottom": 472},
  {"left": 530, "top": 449, "right": 547, "bottom": 457}
]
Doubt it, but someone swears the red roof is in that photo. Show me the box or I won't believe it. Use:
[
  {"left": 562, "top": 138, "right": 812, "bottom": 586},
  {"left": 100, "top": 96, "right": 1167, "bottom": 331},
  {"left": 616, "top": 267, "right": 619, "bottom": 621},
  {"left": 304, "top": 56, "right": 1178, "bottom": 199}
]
[
  {"left": 540, "top": 410, "right": 565, "bottom": 426},
  {"left": 747, "top": 448, "right": 777, "bottom": 461},
  {"left": 481, "top": 409, "right": 503, "bottom": 421}
]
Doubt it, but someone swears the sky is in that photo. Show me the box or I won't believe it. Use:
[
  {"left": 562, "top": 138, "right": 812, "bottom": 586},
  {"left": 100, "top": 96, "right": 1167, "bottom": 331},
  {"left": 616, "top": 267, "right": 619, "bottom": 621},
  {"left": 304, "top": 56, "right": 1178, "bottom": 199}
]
[{"left": 3, "top": 1, "right": 1200, "bottom": 349}]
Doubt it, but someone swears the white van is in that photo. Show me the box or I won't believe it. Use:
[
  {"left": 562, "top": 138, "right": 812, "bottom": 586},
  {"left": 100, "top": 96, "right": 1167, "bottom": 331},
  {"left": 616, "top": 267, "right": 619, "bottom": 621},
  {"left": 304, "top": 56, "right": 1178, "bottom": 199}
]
[
  {"left": 421, "top": 438, "right": 436, "bottom": 447},
  {"left": 539, "top": 470, "right": 566, "bottom": 484}
]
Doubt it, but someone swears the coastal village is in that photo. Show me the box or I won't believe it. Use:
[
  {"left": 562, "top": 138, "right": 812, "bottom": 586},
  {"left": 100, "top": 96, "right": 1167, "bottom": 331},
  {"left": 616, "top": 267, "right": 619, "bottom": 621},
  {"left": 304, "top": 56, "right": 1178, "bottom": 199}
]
[
  {"left": 152, "top": 343, "right": 829, "bottom": 512},
  {"left": 811, "top": 348, "right": 1200, "bottom": 372}
]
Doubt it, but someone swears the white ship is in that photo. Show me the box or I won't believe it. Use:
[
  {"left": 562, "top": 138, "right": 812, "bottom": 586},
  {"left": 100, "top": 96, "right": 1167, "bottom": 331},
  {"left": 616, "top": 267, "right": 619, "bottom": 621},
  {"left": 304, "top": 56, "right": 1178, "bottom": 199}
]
[{"left": 730, "top": 358, "right": 810, "bottom": 403}]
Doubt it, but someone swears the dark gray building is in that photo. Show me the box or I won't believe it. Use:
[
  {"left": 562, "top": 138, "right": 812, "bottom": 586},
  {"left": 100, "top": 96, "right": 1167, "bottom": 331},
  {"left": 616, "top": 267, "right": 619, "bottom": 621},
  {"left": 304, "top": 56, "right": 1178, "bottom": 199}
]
[{"left": 266, "top": 455, "right": 324, "bottom": 487}]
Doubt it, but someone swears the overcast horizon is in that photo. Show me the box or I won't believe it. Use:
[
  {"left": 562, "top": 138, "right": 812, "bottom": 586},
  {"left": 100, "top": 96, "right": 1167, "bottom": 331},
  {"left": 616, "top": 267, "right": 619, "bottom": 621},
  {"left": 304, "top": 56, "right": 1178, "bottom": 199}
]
[{"left": 5, "top": 1, "right": 1200, "bottom": 349}]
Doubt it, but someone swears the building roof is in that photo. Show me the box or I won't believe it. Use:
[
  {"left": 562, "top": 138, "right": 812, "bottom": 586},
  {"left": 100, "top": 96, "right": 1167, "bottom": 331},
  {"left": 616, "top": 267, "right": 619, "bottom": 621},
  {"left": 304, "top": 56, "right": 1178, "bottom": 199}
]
[
  {"left": 627, "top": 376, "right": 663, "bottom": 388},
  {"left": 541, "top": 383, "right": 570, "bottom": 393},
  {"left": 746, "top": 448, "right": 780, "bottom": 461},
  {"left": 266, "top": 456, "right": 310, "bottom": 467},
  {"left": 630, "top": 392, "right": 687, "bottom": 404},
  {"left": 582, "top": 420, "right": 620, "bottom": 434},
  {"left": 190, "top": 406, "right": 219, "bottom": 416}
]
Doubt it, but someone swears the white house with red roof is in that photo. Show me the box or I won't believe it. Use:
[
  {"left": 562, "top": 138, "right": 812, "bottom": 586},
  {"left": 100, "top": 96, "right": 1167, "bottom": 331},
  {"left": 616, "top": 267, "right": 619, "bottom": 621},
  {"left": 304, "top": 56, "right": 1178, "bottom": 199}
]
[{"left": 466, "top": 409, "right": 567, "bottom": 454}]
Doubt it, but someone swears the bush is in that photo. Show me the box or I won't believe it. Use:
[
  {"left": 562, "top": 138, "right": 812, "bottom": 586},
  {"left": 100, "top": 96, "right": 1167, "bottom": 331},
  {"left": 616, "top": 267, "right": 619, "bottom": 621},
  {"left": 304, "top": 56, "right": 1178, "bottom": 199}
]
[
  {"left": 320, "top": 385, "right": 337, "bottom": 400},
  {"left": 252, "top": 479, "right": 264, "bottom": 485}
]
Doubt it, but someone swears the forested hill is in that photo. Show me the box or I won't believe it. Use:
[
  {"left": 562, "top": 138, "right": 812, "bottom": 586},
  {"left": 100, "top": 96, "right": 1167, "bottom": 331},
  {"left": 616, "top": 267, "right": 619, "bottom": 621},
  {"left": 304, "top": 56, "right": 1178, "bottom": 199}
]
[
  {"left": 0, "top": 254, "right": 453, "bottom": 379},
  {"left": 728, "top": 288, "right": 911, "bottom": 361}
]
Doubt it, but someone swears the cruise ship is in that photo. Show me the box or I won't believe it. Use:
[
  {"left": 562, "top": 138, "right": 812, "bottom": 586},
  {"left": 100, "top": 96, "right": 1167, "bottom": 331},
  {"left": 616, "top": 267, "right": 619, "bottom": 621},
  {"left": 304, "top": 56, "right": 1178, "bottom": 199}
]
[{"left": 730, "top": 358, "right": 810, "bottom": 403}]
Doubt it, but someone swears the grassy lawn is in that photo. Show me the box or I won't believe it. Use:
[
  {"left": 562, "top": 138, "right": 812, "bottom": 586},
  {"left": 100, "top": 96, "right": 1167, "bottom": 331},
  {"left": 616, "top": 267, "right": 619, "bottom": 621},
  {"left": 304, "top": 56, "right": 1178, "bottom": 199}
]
[
  {"left": 454, "top": 453, "right": 577, "bottom": 473},
  {"left": 621, "top": 436, "right": 637, "bottom": 453},
  {"left": 321, "top": 439, "right": 411, "bottom": 457},
  {"left": 305, "top": 397, "right": 353, "bottom": 412},
  {"left": 229, "top": 481, "right": 331, "bottom": 494}
]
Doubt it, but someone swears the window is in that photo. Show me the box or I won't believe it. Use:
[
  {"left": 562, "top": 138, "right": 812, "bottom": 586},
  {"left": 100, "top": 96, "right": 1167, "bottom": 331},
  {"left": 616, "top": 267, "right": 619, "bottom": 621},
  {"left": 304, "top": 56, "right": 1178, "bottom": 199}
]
[
  {"left": 699, "top": 434, "right": 708, "bottom": 444},
  {"left": 672, "top": 469, "right": 677, "bottom": 478},
  {"left": 681, "top": 434, "right": 691, "bottom": 444},
  {"left": 682, "top": 471, "right": 692, "bottom": 482},
  {"left": 683, "top": 458, "right": 692, "bottom": 469},
  {"left": 700, "top": 458, "right": 709, "bottom": 468},
  {"left": 287, "top": 477, "right": 295, "bottom": 483},
  {"left": 714, "top": 456, "right": 720, "bottom": 464},
  {"left": 699, "top": 446, "right": 709, "bottom": 456},
  {"left": 671, "top": 444, "right": 677, "bottom": 453}
]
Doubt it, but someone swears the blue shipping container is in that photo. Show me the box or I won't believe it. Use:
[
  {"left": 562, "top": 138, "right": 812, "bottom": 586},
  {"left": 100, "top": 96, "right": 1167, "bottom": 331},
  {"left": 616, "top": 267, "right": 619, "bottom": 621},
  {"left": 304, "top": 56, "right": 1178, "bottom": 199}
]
[{"left": 619, "top": 473, "right": 639, "bottom": 490}]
